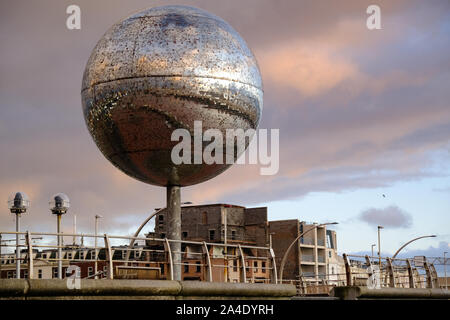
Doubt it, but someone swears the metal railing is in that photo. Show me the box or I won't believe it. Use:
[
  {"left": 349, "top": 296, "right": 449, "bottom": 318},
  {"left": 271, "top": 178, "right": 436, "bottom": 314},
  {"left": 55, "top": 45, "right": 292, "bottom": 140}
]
[
  {"left": 342, "top": 254, "right": 438, "bottom": 289},
  {"left": 0, "top": 230, "right": 277, "bottom": 284},
  {"left": 280, "top": 253, "right": 441, "bottom": 296}
]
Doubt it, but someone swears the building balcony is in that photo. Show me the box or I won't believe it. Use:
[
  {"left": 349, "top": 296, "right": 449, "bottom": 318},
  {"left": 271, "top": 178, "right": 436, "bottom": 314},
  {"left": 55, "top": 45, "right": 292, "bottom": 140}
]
[
  {"left": 300, "top": 254, "right": 315, "bottom": 263},
  {"left": 299, "top": 238, "right": 315, "bottom": 246}
]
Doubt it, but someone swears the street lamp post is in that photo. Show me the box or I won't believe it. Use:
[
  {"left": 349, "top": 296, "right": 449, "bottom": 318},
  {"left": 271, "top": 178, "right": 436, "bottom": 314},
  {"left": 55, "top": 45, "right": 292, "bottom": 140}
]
[
  {"left": 279, "top": 222, "right": 338, "bottom": 283},
  {"left": 94, "top": 215, "right": 103, "bottom": 279},
  {"left": 125, "top": 201, "right": 192, "bottom": 268},
  {"left": 269, "top": 233, "right": 275, "bottom": 250},
  {"left": 444, "top": 251, "right": 448, "bottom": 290},
  {"left": 8, "top": 192, "right": 30, "bottom": 279},
  {"left": 391, "top": 235, "right": 437, "bottom": 259},
  {"left": 49, "top": 193, "right": 70, "bottom": 279},
  {"left": 377, "top": 226, "right": 383, "bottom": 269}
]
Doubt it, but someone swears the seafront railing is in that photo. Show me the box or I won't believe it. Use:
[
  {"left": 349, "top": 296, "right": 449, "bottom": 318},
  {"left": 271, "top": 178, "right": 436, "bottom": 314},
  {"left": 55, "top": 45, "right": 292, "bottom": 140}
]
[
  {"left": 279, "top": 253, "right": 440, "bottom": 295},
  {"left": 0, "top": 231, "right": 277, "bottom": 284}
]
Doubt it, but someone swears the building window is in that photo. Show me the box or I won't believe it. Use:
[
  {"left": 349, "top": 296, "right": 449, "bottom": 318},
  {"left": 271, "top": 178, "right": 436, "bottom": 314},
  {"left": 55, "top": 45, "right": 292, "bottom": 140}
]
[
  {"left": 161, "top": 233, "right": 166, "bottom": 239},
  {"left": 231, "top": 230, "right": 236, "bottom": 240},
  {"left": 196, "top": 261, "right": 201, "bottom": 273},
  {"left": 80, "top": 252, "right": 84, "bottom": 260},
  {"left": 7, "top": 271, "right": 12, "bottom": 279},
  {"left": 182, "top": 231, "right": 188, "bottom": 239},
  {"left": 53, "top": 267, "right": 58, "bottom": 278},
  {"left": 233, "top": 259, "right": 237, "bottom": 272},
  {"left": 262, "top": 262, "right": 266, "bottom": 273},
  {"left": 158, "top": 215, "right": 164, "bottom": 222},
  {"left": 254, "top": 261, "right": 258, "bottom": 273},
  {"left": 209, "top": 230, "right": 215, "bottom": 241},
  {"left": 202, "top": 212, "right": 208, "bottom": 225},
  {"left": 184, "top": 264, "right": 189, "bottom": 273},
  {"left": 88, "top": 266, "right": 94, "bottom": 277},
  {"left": 331, "top": 267, "right": 335, "bottom": 275},
  {"left": 160, "top": 263, "right": 165, "bottom": 275},
  {"left": 67, "top": 253, "right": 72, "bottom": 260},
  {"left": 91, "top": 252, "right": 96, "bottom": 260},
  {"left": 38, "top": 269, "right": 42, "bottom": 279}
]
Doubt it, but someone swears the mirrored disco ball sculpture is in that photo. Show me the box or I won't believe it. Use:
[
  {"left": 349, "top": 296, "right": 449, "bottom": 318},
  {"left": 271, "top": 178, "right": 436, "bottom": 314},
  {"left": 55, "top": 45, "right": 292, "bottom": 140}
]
[{"left": 81, "top": 5, "right": 263, "bottom": 187}]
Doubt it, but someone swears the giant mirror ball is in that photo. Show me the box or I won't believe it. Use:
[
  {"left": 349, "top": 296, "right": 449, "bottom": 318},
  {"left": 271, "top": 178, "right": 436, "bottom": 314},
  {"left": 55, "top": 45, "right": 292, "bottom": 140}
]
[{"left": 81, "top": 5, "right": 263, "bottom": 187}]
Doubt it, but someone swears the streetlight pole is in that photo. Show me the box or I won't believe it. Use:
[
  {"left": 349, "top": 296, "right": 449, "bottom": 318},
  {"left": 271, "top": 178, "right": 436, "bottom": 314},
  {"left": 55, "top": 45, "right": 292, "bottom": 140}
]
[
  {"left": 94, "top": 215, "right": 103, "bottom": 279},
  {"left": 371, "top": 244, "right": 376, "bottom": 260},
  {"left": 50, "top": 193, "right": 70, "bottom": 279},
  {"left": 279, "top": 222, "right": 338, "bottom": 283},
  {"left": 444, "top": 251, "right": 448, "bottom": 290},
  {"left": 125, "top": 201, "right": 192, "bottom": 268},
  {"left": 15, "top": 213, "right": 20, "bottom": 279},
  {"left": 377, "top": 226, "right": 383, "bottom": 269},
  {"left": 224, "top": 207, "right": 227, "bottom": 282},
  {"left": 269, "top": 233, "right": 275, "bottom": 250},
  {"left": 391, "top": 235, "right": 437, "bottom": 259},
  {"left": 56, "top": 214, "right": 63, "bottom": 279},
  {"left": 8, "top": 192, "right": 30, "bottom": 279}
]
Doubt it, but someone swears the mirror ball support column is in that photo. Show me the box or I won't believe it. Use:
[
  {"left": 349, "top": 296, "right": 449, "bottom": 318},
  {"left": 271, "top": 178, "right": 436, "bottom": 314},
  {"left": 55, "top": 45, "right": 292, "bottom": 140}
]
[{"left": 167, "top": 185, "right": 181, "bottom": 281}]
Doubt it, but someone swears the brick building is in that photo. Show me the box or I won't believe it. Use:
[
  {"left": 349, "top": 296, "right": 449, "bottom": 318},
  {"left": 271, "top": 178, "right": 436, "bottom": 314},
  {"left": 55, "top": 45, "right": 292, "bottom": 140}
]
[
  {"left": 269, "top": 220, "right": 337, "bottom": 282},
  {"left": 146, "top": 204, "right": 272, "bottom": 283},
  {"left": 152, "top": 204, "right": 268, "bottom": 246}
]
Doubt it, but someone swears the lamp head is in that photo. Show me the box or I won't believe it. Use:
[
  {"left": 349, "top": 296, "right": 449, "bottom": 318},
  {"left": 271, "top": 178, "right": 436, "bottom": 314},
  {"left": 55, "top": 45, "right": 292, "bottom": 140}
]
[
  {"left": 8, "top": 192, "right": 30, "bottom": 214},
  {"left": 49, "top": 193, "right": 70, "bottom": 215}
]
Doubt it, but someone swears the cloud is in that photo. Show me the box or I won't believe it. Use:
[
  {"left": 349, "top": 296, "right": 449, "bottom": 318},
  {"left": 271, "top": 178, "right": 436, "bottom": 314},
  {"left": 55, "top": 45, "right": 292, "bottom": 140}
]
[
  {"left": 358, "top": 205, "right": 413, "bottom": 228},
  {"left": 433, "top": 186, "right": 450, "bottom": 193},
  {"left": 258, "top": 42, "right": 358, "bottom": 97}
]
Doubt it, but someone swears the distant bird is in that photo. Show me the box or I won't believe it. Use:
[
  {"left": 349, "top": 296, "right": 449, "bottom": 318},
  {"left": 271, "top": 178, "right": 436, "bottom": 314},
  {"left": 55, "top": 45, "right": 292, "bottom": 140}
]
[{"left": 382, "top": 194, "right": 386, "bottom": 198}]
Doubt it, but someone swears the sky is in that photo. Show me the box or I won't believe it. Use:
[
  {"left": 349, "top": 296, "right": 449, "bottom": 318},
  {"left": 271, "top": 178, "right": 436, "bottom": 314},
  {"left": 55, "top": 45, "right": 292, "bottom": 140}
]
[{"left": 0, "top": 0, "right": 449, "bottom": 265}]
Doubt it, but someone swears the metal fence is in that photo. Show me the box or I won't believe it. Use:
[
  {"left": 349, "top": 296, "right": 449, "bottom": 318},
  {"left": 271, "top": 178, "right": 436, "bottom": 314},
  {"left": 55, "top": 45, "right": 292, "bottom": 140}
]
[
  {"left": 342, "top": 254, "right": 439, "bottom": 289},
  {"left": 0, "top": 230, "right": 277, "bottom": 284},
  {"left": 280, "top": 253, "right": 441, "bottom": 296}
]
